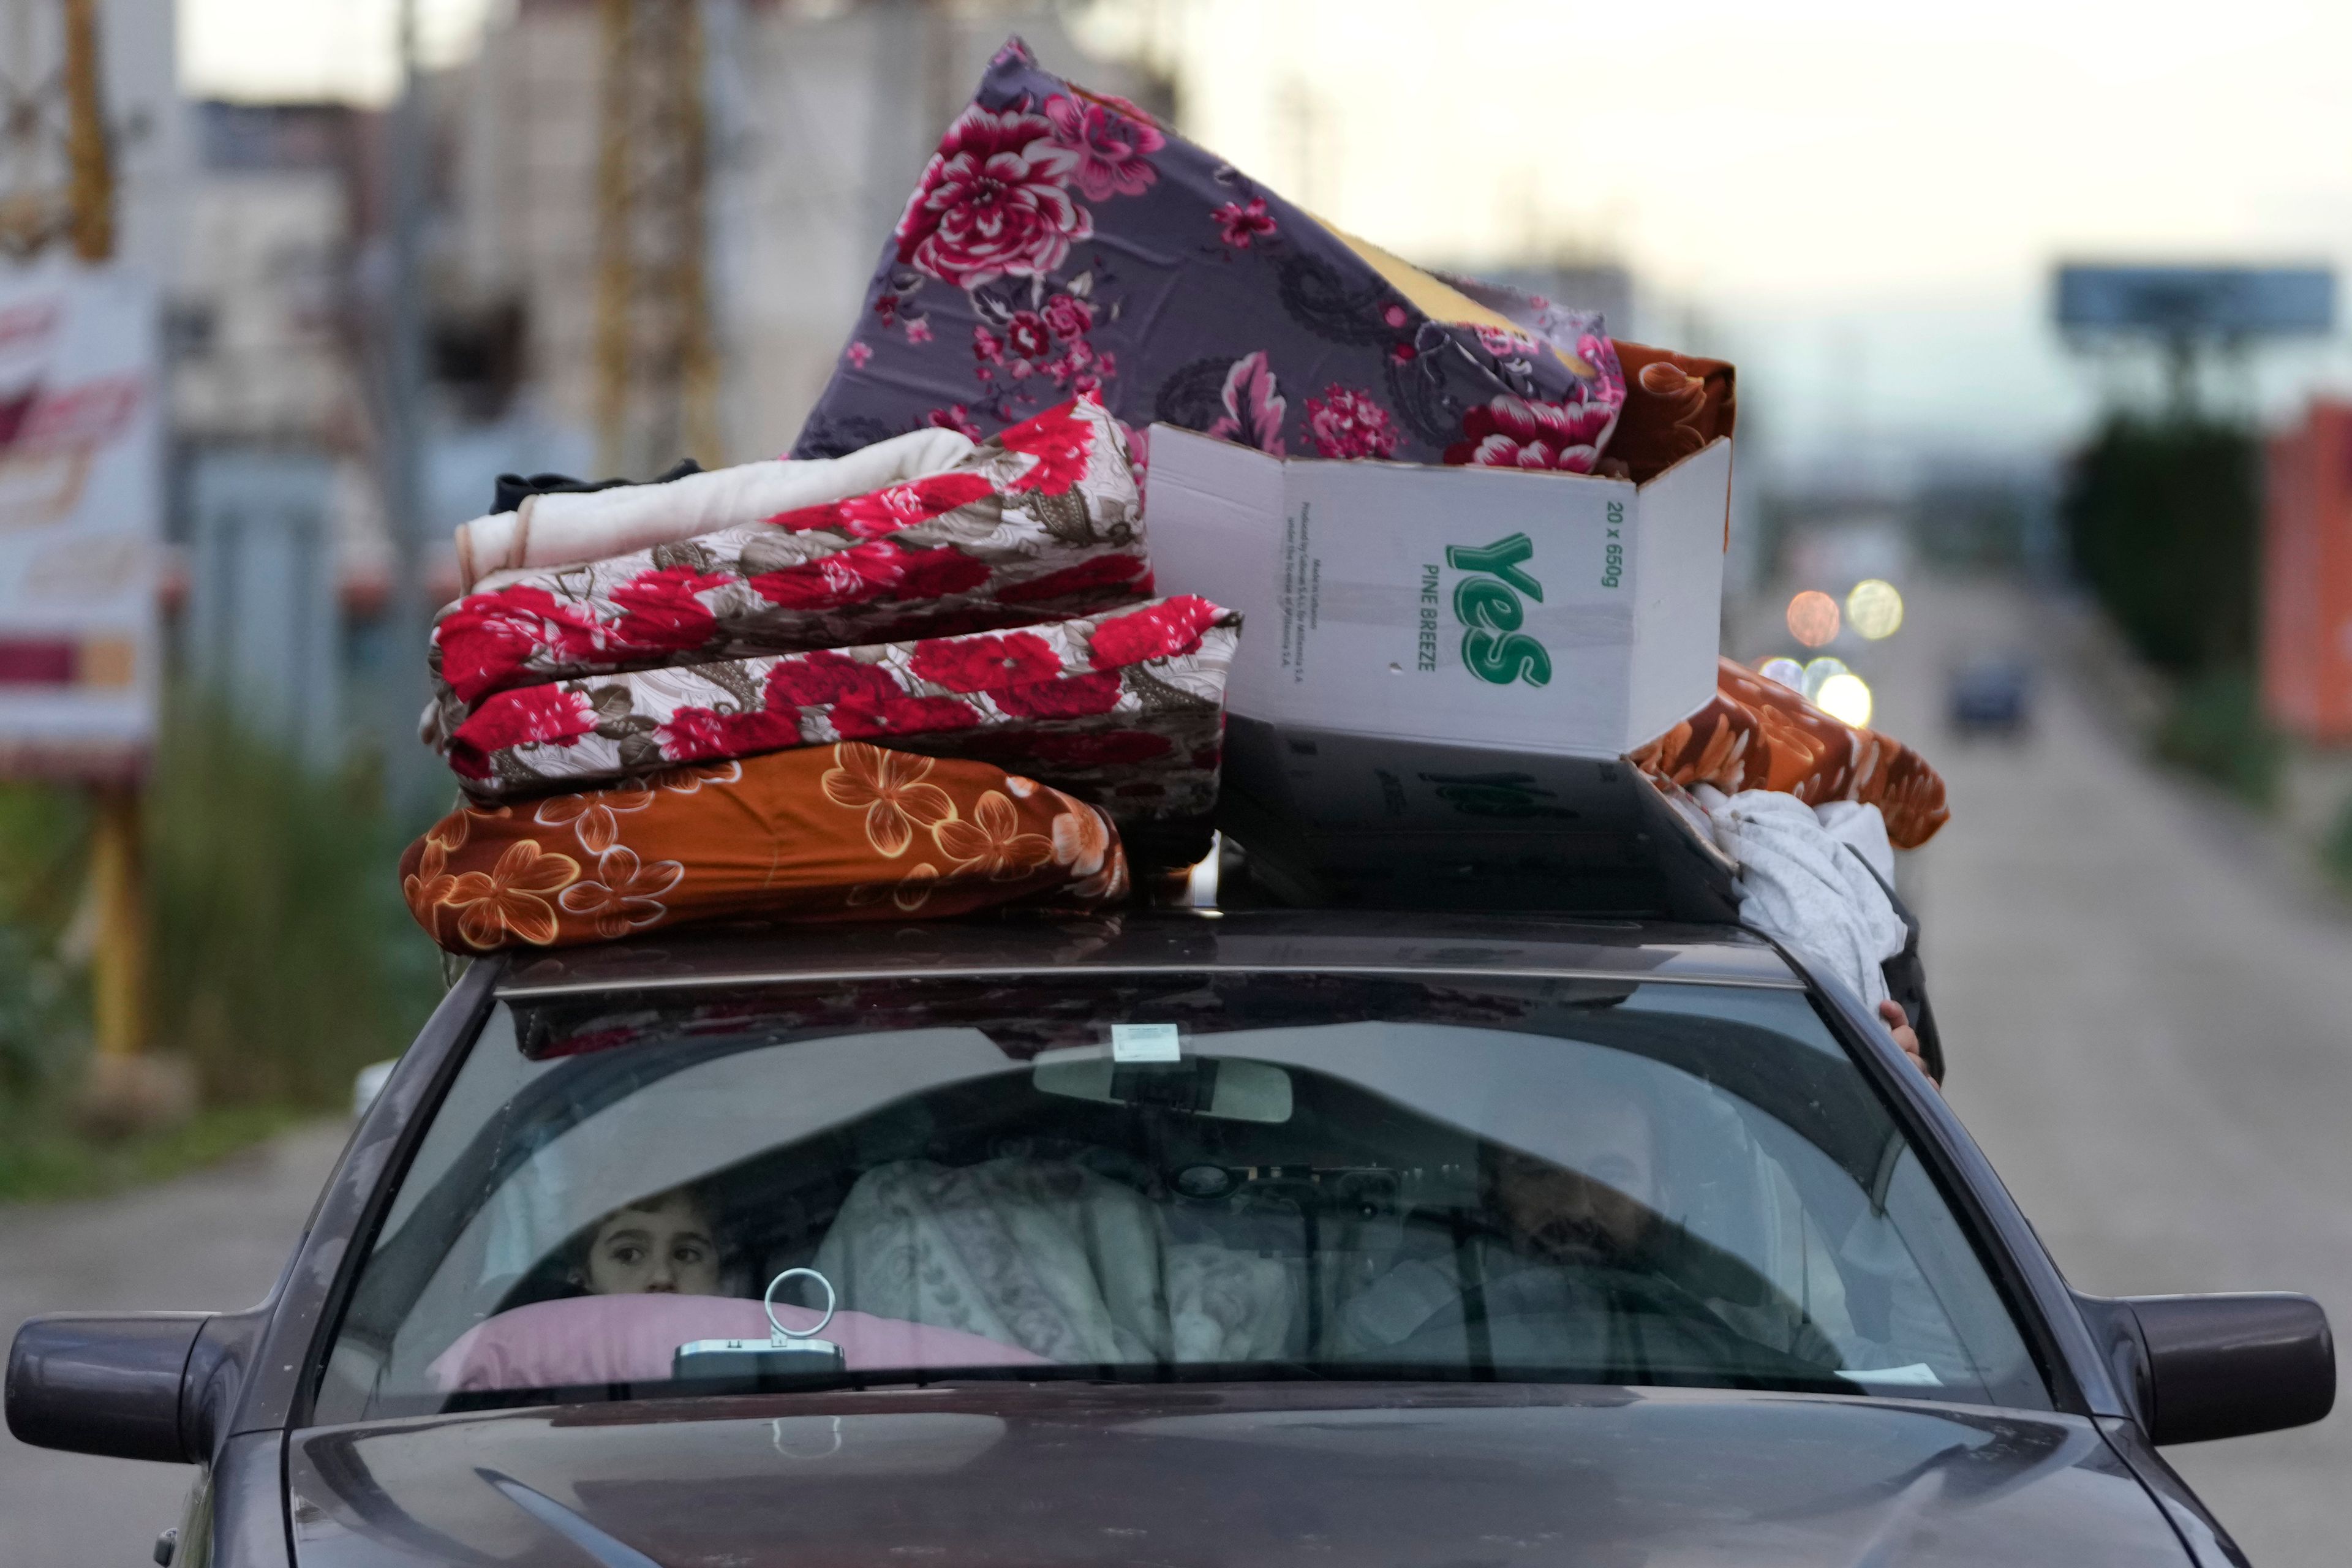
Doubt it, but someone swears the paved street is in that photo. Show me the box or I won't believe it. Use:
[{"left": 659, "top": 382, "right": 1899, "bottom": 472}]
[
  {"left": 3, "top": 578, "right": 2349, "bottom": 1564},
  {"left": 0, "top": 1121, "right": 348, "bottom": 1568},
  {"left": 1858, "top": 578, "right": 2352, "bottom": 1568}
]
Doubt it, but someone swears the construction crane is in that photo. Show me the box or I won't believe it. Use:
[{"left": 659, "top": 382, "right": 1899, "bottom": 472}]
[
  {"left": 594, "top": 0, "right": 720, "bottom": 477},
  {"left": 0, "top": 0, "right": 111, "bottom": 261}
]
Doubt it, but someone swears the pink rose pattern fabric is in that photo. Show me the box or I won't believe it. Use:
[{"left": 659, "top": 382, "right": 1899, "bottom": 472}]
[
  {"left": 437, "top": 594, "right": 1237, "bottom": 824},
  {"left": 428, "top": 396, "right": 1146, "bottom": 727},
  {"left": 795, "top": 39, "right": 1625, "bottom": 476}
]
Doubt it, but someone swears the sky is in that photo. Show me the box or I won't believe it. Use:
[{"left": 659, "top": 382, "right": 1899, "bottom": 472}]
[
  {"left": 179, "top": 0, "right": 2352, "bottom": 472},
  {"left": 178, "top": 0, "right": 492, "bottom": 101}
]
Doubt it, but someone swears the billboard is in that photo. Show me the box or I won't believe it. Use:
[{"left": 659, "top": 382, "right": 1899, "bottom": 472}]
[
  {"left": 0, "top": 263, "right": 161, "bottom": 780},
  {"left": 2054, "top": 265, "right": 2335, "bottom": 337}
]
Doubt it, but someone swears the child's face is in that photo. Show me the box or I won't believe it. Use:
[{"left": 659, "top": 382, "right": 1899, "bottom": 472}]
[{"left": 582, "top": 1192, "right": 720, "bottom": 1295}]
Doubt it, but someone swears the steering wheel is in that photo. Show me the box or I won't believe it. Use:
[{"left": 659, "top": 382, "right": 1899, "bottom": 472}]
[{"left": 1448, "top": 1262, "right": 1844, "bottom": 1389}]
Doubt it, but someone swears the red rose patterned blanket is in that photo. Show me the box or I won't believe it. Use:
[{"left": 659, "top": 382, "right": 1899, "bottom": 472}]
[
  {"left": 435, "top": 594, "right": 1237, "bottom": 825},
  {"left": 428, "top": 396, "right": 1150, "bottom": 731}
]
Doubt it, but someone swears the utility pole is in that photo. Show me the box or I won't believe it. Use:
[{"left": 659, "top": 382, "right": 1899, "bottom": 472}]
[
  {"left": 61, "top": 0, "right": 144, "bottom": 1082},
  {"left": 59, "top": 0, "right": 108, "bottom": 262},
  {"left": 380, "top": 0, "right": 432, "bottom": 823},
  {"left": 594, "top": 0, "right": 718, "bottom": 478}
]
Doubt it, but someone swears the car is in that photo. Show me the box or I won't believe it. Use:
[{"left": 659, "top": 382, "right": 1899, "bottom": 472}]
[
  {"left": 7, "top": 910, "right": 2333, "bottom": 1567},
  {"left": 1947, "top": 655, "right": 2035, "bottom": 737}
]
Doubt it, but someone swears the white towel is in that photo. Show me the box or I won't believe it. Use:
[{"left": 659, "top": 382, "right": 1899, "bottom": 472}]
[
  {"left": 1814, "top": 799, "right": 1896, "bottom": 887},
  {"left": 453, "top": 426, "right": 977, "bottom": 593},
  {"left": 1694, "top": 787, "right": 1908, "bottom": 1009}
]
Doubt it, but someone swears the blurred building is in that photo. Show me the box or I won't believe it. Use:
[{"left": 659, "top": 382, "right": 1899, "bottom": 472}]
[
  {"left": 165, "top": 93, "right": 592, "bottom": 616},
  {"left": 1909, "top": 457, "right": 2060, "bottom": 576},
  {"left": 439, "top": 0, "right": 1161, "bottom": 467},
  {"left": 170, "top": 102, "right": 371, "bottom": 448},
  {"left": 2262, "top": 401, "right": 2352, "bottom": 744},
  {"left": 2260, "top": 400, "right": 2352, "bottom": 854},
  {"left": 164, "top": 100, "right": 393, "bottom": 608}
]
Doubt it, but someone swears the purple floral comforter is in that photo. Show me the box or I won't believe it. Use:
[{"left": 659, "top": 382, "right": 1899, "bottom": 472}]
[{"left": 794, "top": 37, "right": 1625, "bottom": 477}]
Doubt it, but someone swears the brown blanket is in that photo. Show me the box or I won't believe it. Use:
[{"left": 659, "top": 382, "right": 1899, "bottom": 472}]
[
  {"left": 1630, "top": 659, "right": 1950, "bottom": 850},
  {"left": 1607, "top": 342, "right": 1736, "bottom": 484},
  {"left": 401, "top": 744, "right": 1128, "bottom": 952}
]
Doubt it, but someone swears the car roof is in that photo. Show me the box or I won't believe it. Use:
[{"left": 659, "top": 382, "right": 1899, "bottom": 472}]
[{"left": 493, "top": 909, "right": 1800, "bottom": 998}]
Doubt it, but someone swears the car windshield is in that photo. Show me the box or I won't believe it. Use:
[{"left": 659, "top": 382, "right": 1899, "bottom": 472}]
[{"left": 314, "top": 970, "right": 2048, "bottom": 1422}]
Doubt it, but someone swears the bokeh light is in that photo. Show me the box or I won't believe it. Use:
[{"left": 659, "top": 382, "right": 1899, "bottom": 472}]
[
  {"left": 1846, "top": 579, "right": 1905, "bottom": 640},
  {"left": 1786, "top": 590, "right": 1841, "bottom": 647},
  {"left": 1815, "top": 671, "right": 1874, "bottom": 728},
  {"left": 1757, "top": 656, "right": 1806, "bottom": 690},
  {"left": 1800, "top": 655, "right": 1849, "bottom": 701}
]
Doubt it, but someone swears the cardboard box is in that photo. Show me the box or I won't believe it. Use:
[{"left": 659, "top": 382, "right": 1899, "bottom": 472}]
[
  {"left": 1144, "top": 424, "right": 1738, "bottom": 916},
  {"left": 1216, "top": 723, "right": 1742, "bottom": 919},
  {"left": 1145, "top": 424, "right": 1730, "bottom": 758}
]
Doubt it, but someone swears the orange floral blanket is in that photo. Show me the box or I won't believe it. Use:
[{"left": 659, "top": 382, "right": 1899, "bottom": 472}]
[
  {"left": 1629, "top": 658, "right": 1950, "bottom": 850},
  {"left": 400, "top": 743, "right": 1128, "bottom": 952}
]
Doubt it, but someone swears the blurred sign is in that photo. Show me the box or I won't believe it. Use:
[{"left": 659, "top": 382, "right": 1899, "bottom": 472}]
[
  {"left": 0, "top": 262, "right": 161, "bottom": 780},
  {"left": 2055, "top": 265, "right": 2335, "bottom": 337}
]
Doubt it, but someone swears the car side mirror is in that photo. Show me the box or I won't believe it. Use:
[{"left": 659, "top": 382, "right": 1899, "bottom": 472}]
[
  {"left": 2082, "top": 1292, "right": 2335, "bottom": 1445},
  {"left": 6, "top": 1304, "right": 273, "bottom": 1464},
  {"left": 7, "top": 1313, "right": 209, "bottom": 1462}
]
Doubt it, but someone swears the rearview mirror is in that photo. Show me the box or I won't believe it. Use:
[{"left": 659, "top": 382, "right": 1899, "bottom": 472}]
[
  {"left": 2084, "top": 1292, "right": 2335, "bottom": 1445},
  {"left": 1032, "top": 1053, "right": 1293, "bottom": 1123}
]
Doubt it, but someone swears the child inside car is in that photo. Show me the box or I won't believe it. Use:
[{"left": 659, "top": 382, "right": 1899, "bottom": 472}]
[{"left": 571, "top": 1186, "right": 722, "bottom": 1297}]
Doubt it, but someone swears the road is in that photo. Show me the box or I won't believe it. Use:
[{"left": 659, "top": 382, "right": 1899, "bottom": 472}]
[
  {"left": 1852, "top": 577, "right": 2352, "bottom": 1568},
  {"left": 0, "top": 1121, "right": 348, "bottom": 1568},
  {"left": 3, "top": 577, "right": 2348, "bottom": 1564}
]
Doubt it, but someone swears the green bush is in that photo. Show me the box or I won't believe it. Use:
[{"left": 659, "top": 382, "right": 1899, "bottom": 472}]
[
  {"left": 0, "top": 781, "right": 93, "bottom": 1096},
  {"left": 2323, "top": 795, "right": 2352, "bottom": 890},
  {"left": 2153, "top": 666, "right": 2282, "bottom": 809},
  {"left": 145, "top": 706, "right": 444, "bottom": 1107},
  {"left": 0, "top": 1102, "right": 312, "bottom": 1203},
  {"left": 2062, "top": 415, "right": 2260, "bottom": 676}
]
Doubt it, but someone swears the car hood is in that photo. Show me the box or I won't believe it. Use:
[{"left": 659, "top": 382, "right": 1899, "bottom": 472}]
[{"left": 287, "top": 1383, "right": 2187, "bottom": 1568}]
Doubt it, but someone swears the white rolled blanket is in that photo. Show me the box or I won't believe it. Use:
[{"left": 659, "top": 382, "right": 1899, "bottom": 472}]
[
  {"left": 1813, "top": 798, "right": 1897, "bottom": 886},
  {"left": 1695, "top": 786, "right": 1909, "bottom": 1009},
  {"left": 453, "top": 426, "right": 976, "bottom": 592}
]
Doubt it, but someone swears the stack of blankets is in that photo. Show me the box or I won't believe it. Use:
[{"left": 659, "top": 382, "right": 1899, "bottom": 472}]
[
  {"left": 402, "top": 394, "right": 1238, "bottom": 952},
  {"left": 401, "top": 37, "right": 1954, "bottom": 965}
]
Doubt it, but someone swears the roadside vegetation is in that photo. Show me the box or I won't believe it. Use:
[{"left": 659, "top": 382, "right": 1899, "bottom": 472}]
[
  {"left": 2152, "top": 666, "right": 2283, "bottom": 810},
  {"left": 2062, "top": 413, "right": 2283, "bottom": 810},
  {"left": 2324, "top": 799, "right": 2352, "bottom": 893},
  {"left": 0, "top": 710, "right": 443, "bottom": 1202}
]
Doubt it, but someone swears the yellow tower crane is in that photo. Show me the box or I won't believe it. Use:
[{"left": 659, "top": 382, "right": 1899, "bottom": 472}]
[
  {"left": 594, "top": 0, "right": 720, "bottom": 478},
  {"left": 0, "top": 0, "right": 113, "bottom": 260}
]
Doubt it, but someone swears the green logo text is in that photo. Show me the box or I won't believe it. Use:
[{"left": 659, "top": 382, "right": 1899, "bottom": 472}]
[{"left": 1444, "top": 532, "right": 1552, "bottom": 688}]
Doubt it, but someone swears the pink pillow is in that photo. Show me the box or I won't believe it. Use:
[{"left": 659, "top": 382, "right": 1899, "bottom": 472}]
[{"left": 429, "top": 1293, "right": 1049, "bottom": 1393}]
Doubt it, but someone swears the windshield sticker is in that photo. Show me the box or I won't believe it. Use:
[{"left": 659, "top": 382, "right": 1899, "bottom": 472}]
[{"left": 1110, "top": 1022, "right": 1182, "bottom": 1063}]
